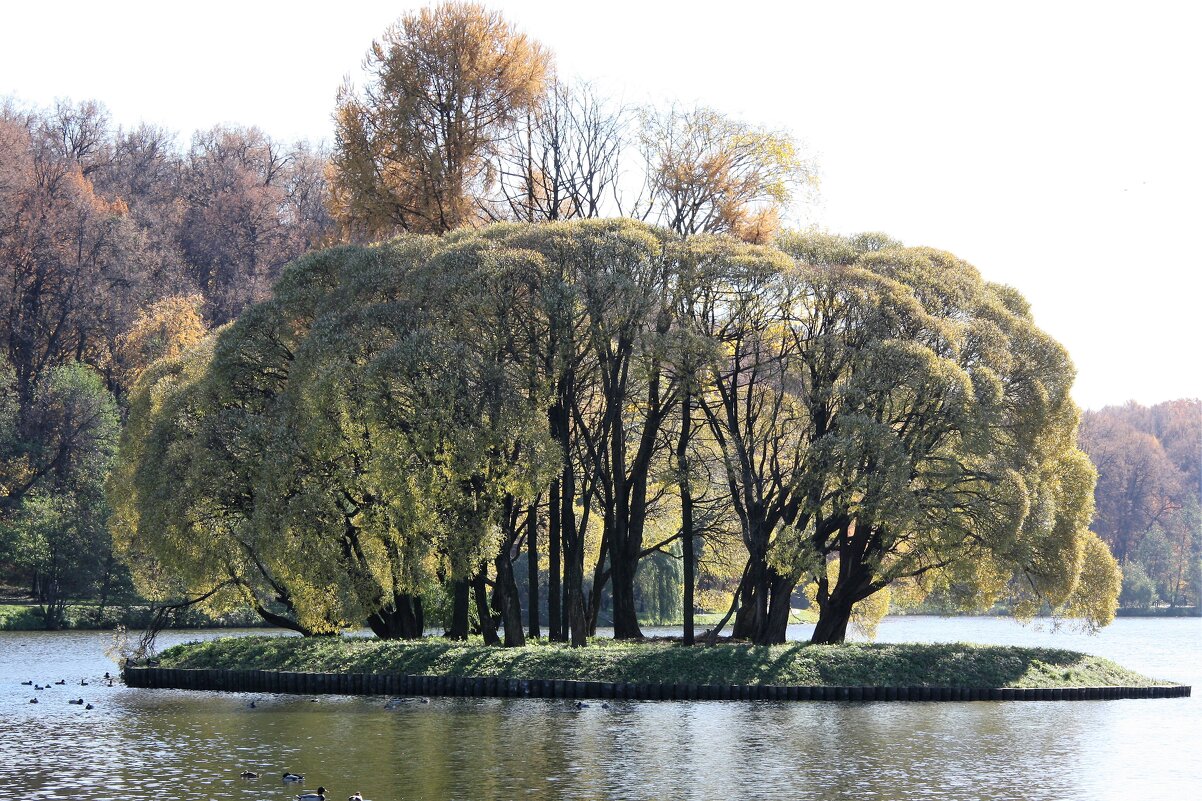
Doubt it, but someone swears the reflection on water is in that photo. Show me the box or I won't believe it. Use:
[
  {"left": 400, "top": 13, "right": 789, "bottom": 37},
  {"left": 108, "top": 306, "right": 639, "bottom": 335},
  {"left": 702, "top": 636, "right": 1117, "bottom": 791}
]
[{"left": 2, "top": 618, "right": 1199, "bottom": 801}]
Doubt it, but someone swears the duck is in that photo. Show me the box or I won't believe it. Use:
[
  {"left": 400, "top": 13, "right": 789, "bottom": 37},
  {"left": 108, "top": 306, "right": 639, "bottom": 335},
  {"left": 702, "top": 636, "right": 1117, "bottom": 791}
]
[
  {"left": 20, "top": 680, "right": 32, "bottom": 686},
  {"left": 28, "top": 698, "right": 38, "bottom": 704},
  {"left": 80, "top": 679, "right": 89, "bottom": 686},
  {"left": 34, "top": 684, "right": 44, "bottom": 691},
  {"left": 282, "top": 773, "right": 305, "bottom": 783},
  {"left": 84, "top": 703, "right": 94, "bottom": 710},
  {"left": 54, "top": 679, "right": 66, "bottom": 685},
  {"left": 69, "top": 698, "right": 84, "bottom": 705},
  {"left": 348, "top": 793, "right": 364, "bottom": 801},
  {"left": 295, "top": 787, "right": 326, "bottom": 801},
  {"left": 240, "top": 771, "right": 259, "bottom": 779}
]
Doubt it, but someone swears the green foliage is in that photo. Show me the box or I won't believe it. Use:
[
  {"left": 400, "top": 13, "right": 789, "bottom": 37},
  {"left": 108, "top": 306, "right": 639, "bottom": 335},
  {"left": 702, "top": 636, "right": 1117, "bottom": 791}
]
[
  {"left": 635, "top": 548, "right": 684, "bottom": 625},
  {"left": 1, "top": 364, "right": 119, "bottom": 627},
  {"left": 114, "top": 219, "right": 1115, "bottom": 645},
  {"left": 1119, "top": 561, "right": 1159, "bottom": 609}
]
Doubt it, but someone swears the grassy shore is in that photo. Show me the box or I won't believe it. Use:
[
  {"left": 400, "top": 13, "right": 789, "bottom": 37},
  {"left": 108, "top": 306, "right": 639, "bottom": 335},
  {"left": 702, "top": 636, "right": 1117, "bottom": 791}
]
[{"left": 156, "top": 635, "right": 1173, "bottom": 689}]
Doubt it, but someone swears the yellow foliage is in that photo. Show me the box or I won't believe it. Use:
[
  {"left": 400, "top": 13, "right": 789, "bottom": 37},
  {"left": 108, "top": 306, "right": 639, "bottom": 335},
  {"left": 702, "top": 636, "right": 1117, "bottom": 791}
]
[{"left": 113, "top": 294, "right": 207, "bottom": 387}]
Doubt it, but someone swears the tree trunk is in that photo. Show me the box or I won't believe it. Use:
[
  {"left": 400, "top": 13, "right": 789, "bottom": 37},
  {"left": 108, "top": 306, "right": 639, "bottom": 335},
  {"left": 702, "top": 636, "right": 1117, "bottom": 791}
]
[
  {"left": 250, "top": 599, "right": 320, "bottom": 636},
  {"left": 473, "top": 575, "right": 501, "bottom": 646},
  {"left": 731, "top": 554, "right": 769, "bottom": 640},
  {"left": 678, "top": 388, "right": 695, "bottom": 645},
  {"left": 526, "top": 501, "right": 540, "bottom": 638},
  {"left": 561, "top": 462, "right": 588, "bottom": 647},
  {"left": 811, "top": 594, "right": 854, "bottom": 644},
  {"left": 495, "top": 541, "right": 526, "bottom": 647},
  {"left": 447, "top": 579, "right": 470, "bottom": 640},
  {"left": 548, "top": 478, "right": 563, "bottom": 641},
  {"left": 367, "top": 592, "right": 424, "bottom": 639},
  {"left": 610, "top": 548, "right": 641, "bottom": 638},
  {"left": 586, "top": 528, "right": 609, "bottom": 633},
  {"left": 759, "top": 571, "right": 798, "bottom": 644}
]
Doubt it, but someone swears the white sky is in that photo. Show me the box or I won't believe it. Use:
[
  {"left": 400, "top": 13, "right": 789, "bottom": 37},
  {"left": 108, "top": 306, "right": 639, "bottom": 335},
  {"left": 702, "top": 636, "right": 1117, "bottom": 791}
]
[{"left": 3, "top": 0, "right": 1199, "bottom": 410}]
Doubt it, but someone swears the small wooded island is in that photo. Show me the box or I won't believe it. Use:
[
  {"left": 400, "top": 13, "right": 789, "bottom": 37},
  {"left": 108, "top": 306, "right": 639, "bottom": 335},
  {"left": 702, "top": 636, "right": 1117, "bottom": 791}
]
[{"left": 129, "top": 636, "right": 1188, "bottom": 701}]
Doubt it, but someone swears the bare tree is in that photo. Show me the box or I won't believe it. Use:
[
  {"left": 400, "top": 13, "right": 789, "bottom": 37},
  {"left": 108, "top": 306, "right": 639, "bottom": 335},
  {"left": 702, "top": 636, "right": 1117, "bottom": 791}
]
[{"left": 491, "top": 80, "right": 626, "bottom": 222}]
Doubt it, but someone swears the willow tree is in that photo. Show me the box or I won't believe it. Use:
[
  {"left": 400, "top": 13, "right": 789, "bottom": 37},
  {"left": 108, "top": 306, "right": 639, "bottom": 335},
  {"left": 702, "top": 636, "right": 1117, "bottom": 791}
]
[
  {"left": 109, "top": 249, "right": 366, "bottom": 635},
  {"left": 682, "top": 236, "right": 807, "bottom": 643},
  {"left": 112, "top": 221, "right": 1118, "bottom": 646},
  {"left": 769, "top": 234, "right": 1119, "bottom": 643},
  {"left": 331, "top": 2, "right": 552, "bottom": 238}
]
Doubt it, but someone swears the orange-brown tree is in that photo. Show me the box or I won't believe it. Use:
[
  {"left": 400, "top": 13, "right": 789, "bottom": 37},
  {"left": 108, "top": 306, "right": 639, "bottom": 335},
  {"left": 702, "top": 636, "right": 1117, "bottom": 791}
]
[
  {"left": 330, "top": 2, "right": 553, "bottom": 239},
  {"left": 638, "top": 106, "right": 815, "bottom": 243}
]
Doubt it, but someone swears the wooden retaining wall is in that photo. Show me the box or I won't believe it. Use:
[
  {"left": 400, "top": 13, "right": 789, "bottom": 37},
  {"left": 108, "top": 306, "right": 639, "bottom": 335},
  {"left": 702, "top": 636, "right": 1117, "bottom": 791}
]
[{"left": 121, "top": 667, "right": 1191, "bottom": 702}]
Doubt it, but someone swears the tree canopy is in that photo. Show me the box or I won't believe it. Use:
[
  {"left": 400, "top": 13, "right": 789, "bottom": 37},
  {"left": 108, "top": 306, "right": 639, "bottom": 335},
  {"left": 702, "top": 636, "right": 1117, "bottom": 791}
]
[{"left": 111, "top": 220, "right": 1119, "bottom": 644}]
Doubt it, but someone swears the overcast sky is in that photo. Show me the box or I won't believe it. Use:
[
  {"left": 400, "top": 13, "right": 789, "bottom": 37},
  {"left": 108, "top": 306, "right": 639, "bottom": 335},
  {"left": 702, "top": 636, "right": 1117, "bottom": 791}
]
[{"left": 3, "top": 0, "right": 1199, "bottom": 410}]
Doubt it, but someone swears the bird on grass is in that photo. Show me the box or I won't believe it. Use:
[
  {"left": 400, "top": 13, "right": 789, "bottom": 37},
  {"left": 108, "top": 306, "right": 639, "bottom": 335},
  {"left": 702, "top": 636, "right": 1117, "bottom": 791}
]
[
  {"left": 283, "top": 773, "right": 305, "bottom": 782},
  {"left": 295, "top": 787, "right": 326, "bottom": 801}
]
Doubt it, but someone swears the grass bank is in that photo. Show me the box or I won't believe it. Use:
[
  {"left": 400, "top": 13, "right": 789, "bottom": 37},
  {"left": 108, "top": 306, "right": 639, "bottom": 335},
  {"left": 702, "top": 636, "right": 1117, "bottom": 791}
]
[{"left": 156, "top": 635, "right": 1172, "bottom": 689}]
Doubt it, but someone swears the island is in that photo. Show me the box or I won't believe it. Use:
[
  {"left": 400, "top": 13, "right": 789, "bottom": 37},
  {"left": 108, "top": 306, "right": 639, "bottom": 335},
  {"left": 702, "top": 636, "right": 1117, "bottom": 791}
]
[{"left": 123, "top": 636, "right": 1191, "bottom": 702}]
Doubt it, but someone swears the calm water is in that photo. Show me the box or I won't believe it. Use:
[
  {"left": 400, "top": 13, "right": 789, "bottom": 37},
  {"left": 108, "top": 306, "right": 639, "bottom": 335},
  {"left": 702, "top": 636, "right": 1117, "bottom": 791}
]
[{"left": 1, "top": 616, "right": 1199, "bottom": 801}]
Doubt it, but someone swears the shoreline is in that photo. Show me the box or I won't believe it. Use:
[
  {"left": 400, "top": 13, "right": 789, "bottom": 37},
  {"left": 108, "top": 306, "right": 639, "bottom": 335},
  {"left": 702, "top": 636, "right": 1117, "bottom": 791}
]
[{"left": 122, "top": 665, "right": 1191, "bottom": 702}]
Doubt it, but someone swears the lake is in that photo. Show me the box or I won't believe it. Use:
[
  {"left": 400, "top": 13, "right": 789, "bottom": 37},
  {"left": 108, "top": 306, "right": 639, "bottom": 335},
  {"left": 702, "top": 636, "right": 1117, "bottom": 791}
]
[{"left": 2, "top": 616, "right": 1199, "bottom": 800}]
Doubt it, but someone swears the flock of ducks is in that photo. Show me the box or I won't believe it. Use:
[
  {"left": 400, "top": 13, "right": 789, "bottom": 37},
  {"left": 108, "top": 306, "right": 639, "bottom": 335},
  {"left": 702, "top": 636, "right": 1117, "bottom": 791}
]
[
  {"left": 237, "top": 772, "right": 365, "bottom": 801},
  {"left": 20, "top": 676, "right": 99, "bottom": 708},
  {"left": 19, "top": 675, "right": 622, "bottom": 800}
]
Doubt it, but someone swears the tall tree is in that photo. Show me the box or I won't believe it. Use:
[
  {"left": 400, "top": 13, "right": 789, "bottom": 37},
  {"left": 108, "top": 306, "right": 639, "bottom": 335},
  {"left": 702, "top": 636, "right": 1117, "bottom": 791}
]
[
  {"left": 330, "top": 2, "right": 552, "bottom": 239},
  {"left": 0, "top": 363, "right": 119, "bottom": 627},
  {"left": 777, "top": 236, "right": 1118, "bottom": 643},
  {"left": 639, "top": 106, "right": 814, "bottom": 243}
]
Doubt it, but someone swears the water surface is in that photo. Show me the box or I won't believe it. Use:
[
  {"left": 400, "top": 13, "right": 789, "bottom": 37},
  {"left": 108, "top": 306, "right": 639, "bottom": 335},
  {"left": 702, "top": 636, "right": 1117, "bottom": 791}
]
[{"left": 2, "top": 616, "right": 1198, "bottom": 800}]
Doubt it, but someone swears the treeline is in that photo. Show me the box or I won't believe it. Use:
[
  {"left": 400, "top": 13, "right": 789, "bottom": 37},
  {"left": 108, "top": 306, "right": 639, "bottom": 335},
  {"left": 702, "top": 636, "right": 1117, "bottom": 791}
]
[
  {"left": 0, "top": 97, "right": 334, "bottom": 625},
  {"left": 1079, "top": 401, "right": 1201, "bottom": 610}
]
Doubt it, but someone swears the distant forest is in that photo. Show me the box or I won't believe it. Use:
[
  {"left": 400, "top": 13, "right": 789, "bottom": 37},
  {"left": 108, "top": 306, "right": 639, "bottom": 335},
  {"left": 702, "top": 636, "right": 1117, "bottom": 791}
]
[
  {"left": 1079, "top": 401, "right": 1201, "bottom": 610},
  {"left": 0, "top": 98, "right": 336, "bottom": 623}
]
